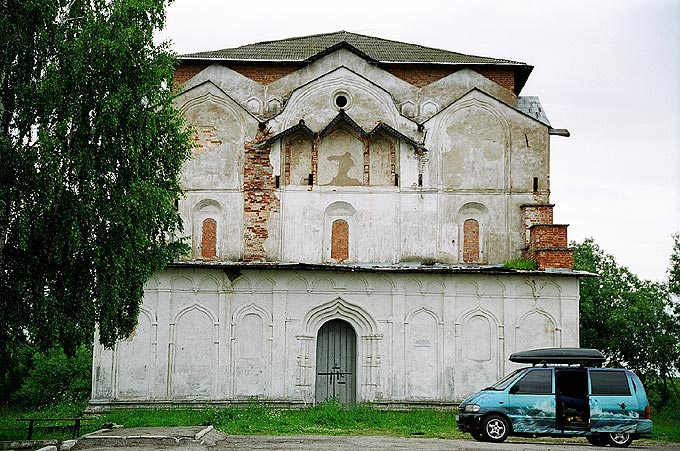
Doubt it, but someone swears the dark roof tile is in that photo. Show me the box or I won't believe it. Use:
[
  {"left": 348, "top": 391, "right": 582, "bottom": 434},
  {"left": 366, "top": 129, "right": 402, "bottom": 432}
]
[{"left": 181, "top": 31, "right": 527, "bottom": 66}]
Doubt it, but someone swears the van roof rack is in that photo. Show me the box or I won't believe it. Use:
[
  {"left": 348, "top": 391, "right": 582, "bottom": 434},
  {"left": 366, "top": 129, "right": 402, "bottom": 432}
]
[{"left": 509, "top": 348, "right": 605, "bottom": 366}]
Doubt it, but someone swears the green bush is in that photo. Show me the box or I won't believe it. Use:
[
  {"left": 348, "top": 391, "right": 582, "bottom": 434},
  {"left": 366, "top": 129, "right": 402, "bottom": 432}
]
[
  {"left": 503, "top": 258, "right": 538, "bottom": 270},
  {"left": 11, "top": 345, "right": 92, "bottom": 407}
]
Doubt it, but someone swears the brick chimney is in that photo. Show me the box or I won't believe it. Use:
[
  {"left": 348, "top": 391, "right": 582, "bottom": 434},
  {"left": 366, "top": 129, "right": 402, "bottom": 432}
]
[{"left": 521, "top": 204, "right": 574, "bottom": 270}]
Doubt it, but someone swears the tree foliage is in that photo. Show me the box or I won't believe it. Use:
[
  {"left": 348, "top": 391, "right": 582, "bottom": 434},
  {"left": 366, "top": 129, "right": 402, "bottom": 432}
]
[
  {"left": 0, "top": 0, "right": 191, "bottom": 376},
  {"left": 574, "top": 238, "right": 680, "bottom": 404},
  {"left": 669, "top": 233, "right": 680, "bottom": 297}
]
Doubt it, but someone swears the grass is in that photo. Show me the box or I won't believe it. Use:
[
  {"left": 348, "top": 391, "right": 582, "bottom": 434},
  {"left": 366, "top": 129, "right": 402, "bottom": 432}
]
[
  {"left": 1, "top": 399, "right": 678, "bottom": 443},
  {"left": 0, "top": 400, "right": 462, "bottom": 441},
  {"left": 650, "top": 406, "right": 680, "bottom": 443}
]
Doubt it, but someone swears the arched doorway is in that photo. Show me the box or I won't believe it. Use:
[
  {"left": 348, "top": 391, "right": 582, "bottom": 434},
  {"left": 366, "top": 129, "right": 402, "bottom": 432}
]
[{"left": 315, "top": 319, "right": 357, "bottom": 404}]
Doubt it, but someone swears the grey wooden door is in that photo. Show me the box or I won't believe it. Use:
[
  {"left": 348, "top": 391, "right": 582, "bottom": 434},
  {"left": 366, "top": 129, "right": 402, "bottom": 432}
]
[{"left": 315, "top": 319, "right": 357, "bottom": 404}]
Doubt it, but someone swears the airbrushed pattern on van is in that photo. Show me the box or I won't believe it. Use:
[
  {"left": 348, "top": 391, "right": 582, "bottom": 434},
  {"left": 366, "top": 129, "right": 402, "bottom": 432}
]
[
  {"left": 590, "top": 399, "right": 640, "bottom": 433},
  {"left": 591, "top": 403, "right": 640, "bottom": 419},
  {"left": 507, "top": 399, "right": 556, "bottom": 434}
]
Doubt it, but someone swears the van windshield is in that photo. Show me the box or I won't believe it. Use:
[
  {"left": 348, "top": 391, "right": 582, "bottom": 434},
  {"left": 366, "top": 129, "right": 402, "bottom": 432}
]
[{"left": 485, "top": 369, "right": 524, "bottom": 391}]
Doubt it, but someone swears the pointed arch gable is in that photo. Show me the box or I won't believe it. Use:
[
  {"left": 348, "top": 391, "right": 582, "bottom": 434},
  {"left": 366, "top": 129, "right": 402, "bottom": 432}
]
[
  {"left": 516, "top": 309, "right": 558, "bottom": 351},
  {"left": 458, "top": 304, "right": 500, "bottom": 326},
  {"left": 455, "top": 280, "right": 479, "bottom": 295},
  {"left": 195, "top": 275, "right": 220, "bottom": 292},
  {"left": 312, "top": 277, "right": 336, "bottom": 292},
  {"left": 516, "top": 308, "right": 557, "bottom": 328},
  {"left": 302, "top": 297, "right": 378, "bottom": 337},
  {"left": 404, "top": 305, "right": 441, "bottom": 325},
  {"left": 254, "top": 276, "right": 276, "bottom": 292},
  {"left": 170, "top": 275, "right": 194, "bottom": 291},
  {"left": 404, "top": 278, "right": 423, "bottom": 294},
  {"left": 420, "top": 68, "right": 517, "bottom": 110},
  {"left": 424, "top": 87, "right": 541, "bottom": 128},
  {"left": 232, "top": 275, "right": 253, "bottom": 292},
  {"left": 276, "top": 66, "right": 404, "bottom": 131},
  {"left": 176, "top": 80, "right": 260, "bottom": 124},
  {"left": 232, "top": 302, "right": 272, "bottom": 325},
  {"left": 178, "top": 63, "right": 264, "bottom": 97},
  {"left": 172, "top": 302, "right": 218, "bottom": 326}
]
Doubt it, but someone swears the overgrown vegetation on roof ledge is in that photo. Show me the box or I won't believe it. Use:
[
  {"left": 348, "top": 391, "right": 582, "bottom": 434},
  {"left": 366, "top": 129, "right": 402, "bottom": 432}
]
[{"left": 503, "top": 258, "right": 538, "bottom": 270}]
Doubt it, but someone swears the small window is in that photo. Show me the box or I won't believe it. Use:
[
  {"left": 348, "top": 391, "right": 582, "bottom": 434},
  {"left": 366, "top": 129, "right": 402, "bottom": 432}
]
[
  {"left": 512, "top": 369, "right": 553, "bottom": 394},
  {"left": 335, "top": 95, "right": 348, "bottom": 108},
  {"left": 590, "top": 370, "right": 631, "bottom": 396},
  {"left": 333, "top": 91, "right": 352, "bottom": 110}
]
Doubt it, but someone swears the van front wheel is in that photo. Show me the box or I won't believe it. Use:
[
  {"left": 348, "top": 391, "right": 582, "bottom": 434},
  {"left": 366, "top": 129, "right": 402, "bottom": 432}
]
[
  {"left": 606, "top": 432, "right": 633, "bottom": 448},
  {"left": 586, "top": 435, "right": 607, "bottom": 446},
  {"left": 481, "top": 415, "right": 510, "bottom": 443}
]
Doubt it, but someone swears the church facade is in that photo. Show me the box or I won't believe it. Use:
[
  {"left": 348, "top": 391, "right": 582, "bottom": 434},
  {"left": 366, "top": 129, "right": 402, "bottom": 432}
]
[{"left": 89, "top": 32, "right": 580, "bottom": 410}]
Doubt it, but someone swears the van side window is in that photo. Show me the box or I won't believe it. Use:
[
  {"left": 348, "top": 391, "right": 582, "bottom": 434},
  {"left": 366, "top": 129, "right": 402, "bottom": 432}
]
[
  {"left": 512, "top": 369, "right": 552, "bottom": 394},
  {"left": 590, "top": 370, "right": 631, "bottom": 396}
]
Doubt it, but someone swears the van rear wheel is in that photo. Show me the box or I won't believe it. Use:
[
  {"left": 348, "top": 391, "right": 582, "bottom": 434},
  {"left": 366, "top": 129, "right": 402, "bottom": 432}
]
[
  {"left": 481, "top": 415, "right": 510, "bottom": 443},
  {"left": 606, "top": 432, "right": 633, "bottom": 448}
]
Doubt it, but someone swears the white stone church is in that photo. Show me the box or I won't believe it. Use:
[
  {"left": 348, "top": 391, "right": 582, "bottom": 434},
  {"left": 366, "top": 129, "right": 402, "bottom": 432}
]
[{"left": 89, "top": 31, "right": 582, "bottom": 410}]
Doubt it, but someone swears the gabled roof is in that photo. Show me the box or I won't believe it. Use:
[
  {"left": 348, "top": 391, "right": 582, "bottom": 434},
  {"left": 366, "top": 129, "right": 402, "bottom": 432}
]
[{"left": 181, "top": 31, "right": 527, "bottom": 66}]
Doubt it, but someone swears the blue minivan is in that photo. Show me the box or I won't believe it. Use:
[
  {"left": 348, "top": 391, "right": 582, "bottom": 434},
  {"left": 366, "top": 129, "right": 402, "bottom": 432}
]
[{"left": 457, "top": 348, "right": 652, "bottom": 447}]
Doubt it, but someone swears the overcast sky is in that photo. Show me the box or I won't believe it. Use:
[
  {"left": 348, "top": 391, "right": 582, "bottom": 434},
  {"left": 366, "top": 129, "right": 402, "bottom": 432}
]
[{"left": 157, "top": 0, "right": 679, "bottom": 282}]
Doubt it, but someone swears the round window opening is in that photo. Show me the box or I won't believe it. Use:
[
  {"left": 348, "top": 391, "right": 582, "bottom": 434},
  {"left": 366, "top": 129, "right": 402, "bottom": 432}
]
[{"left": 335, "top": 94, "right": 348, "bottom": 108}]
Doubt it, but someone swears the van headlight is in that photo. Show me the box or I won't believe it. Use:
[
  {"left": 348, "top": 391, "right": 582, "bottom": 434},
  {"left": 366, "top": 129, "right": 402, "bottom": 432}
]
[{"left": 464, "top": 404, "right": 480, "bottom": 413}]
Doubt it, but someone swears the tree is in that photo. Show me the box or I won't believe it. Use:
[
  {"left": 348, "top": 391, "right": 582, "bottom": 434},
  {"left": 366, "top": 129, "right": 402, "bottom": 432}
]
[
  {"left": 0, "top": 0, "right": 191, "bottom": 396},
  {"left": 574, "top": 238, "right": 680, "bottom": 404},
  {"left": 669, "top": 233, "right": 680, "bottom": 297}
]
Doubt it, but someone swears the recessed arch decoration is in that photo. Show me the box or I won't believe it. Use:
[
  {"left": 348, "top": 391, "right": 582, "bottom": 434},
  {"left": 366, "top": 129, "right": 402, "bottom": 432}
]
[
  {"left": 114, "top": 307, "right": 156, "bottom": 400},
  {"left": 323, "top": 202, "right": 357, "bottom": 263},
  {"left": 303, "top": 298, "right": 378, "bottom": 337},
  {"left": 404, "top": 306, "right": 442, "bottom": 399},
  {"left": 430, "top": 95, "right": 511, "bottom": 191},
  {"left": 192, "top": 199, "right": 224, "bottom": 260},
  {"left": 169, "top": 303, "right": 218, "bottom": 399},
  {"left": 278, "top": 67, "right": 402, "bottom": 132},
  {"left": 231, "top": 303, "right": 273, "bottom": 397},
  {"left": 516, "top": 309, "right": 558, "bottom": 351},
  {"left": 455, "top": 306, "right": 502, "bottom": 396},
  {"left": 458, "top": 202, "right": 489, "bottom": 264}
]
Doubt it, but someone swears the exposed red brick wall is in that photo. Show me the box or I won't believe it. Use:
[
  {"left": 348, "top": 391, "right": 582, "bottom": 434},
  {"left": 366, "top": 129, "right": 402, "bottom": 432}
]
[
  {"left": 175, "top": 61, "right": 516, "bottom": 92},
  {"left": 201, "top": 218, "right": 217, "bottom": 259},
  {"left": 243, "top": 135, "right": 280, "bottom": 262},
  {"left": 529, "top": 224, "right": 568, "bottom": 249},
  {"left": 521, "top": 204, "right": 555, "bottom": 246},
  {"left": 382, "top": 64, "right": 515, "bottom": 92},
  {"left": 227, "top": 63, "right": 304, "bottom": 85},
  {"left": 173, "top": 62, "right": 211, "bottom": 88},
  {"left": 525, "top": 224, "right": 573, "bottom": 269},
  {"left": 331, "top": 220, "right": 349, "bottom": 262},
  {"left": 521, "top": 205, "right": 573, "bottom": 269},
  {"left": 383, "top": 65, "right": 458, "bottom": 88},
  {"left": 530, "top": 249, "right": 574, "bottom": 270},
  {"left": 463, "top": 219, "right": 480, "bottom": 263},
  {"left": 476, "top": 68, "right": 515, "bottom": 93}
]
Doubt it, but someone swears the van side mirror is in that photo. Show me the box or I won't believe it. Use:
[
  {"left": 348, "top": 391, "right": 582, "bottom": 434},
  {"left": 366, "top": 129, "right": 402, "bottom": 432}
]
[{"left": 510, "top": 384, "right": 519, "bottom": 394}]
